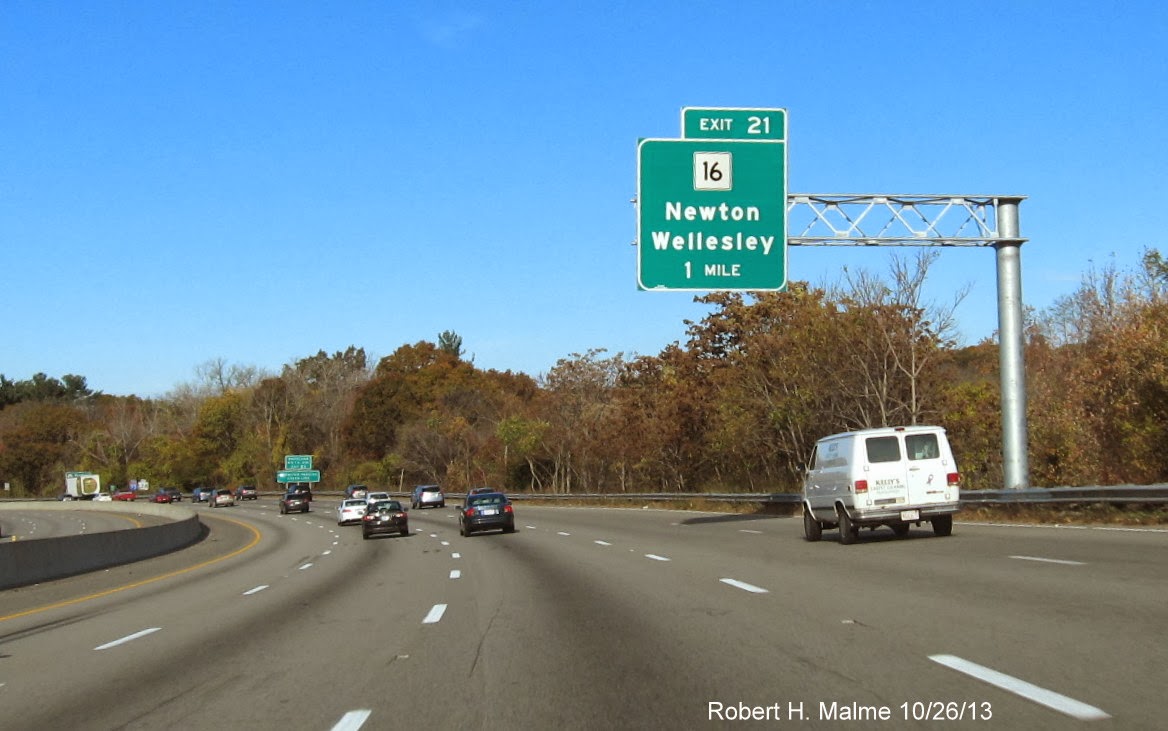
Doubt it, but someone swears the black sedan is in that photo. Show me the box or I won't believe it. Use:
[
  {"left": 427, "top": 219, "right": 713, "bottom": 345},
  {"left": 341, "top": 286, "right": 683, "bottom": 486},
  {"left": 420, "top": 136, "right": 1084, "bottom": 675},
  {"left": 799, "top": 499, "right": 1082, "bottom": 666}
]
[
  {"left": 279, "top": 489, "right": 310, "bottom": 514},
  {"left": 459, "top": 492, "right": 515, "bottom": 536},
  {"left": 362, "top": 500, "right": 409, "bottom": 539}
]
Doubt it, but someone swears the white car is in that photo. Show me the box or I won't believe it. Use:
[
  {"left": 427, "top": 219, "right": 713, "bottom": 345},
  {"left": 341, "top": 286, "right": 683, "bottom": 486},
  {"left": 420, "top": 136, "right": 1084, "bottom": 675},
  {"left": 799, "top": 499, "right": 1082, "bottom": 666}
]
[
  {"left": 365, "top": 491, "right": 391, "bottom": 504},
  {"left": 93, "top": 492, "right": 113, "bottom": 502},
  {"left": 337, "top": 499, "right": 368, "bottom": 525}
]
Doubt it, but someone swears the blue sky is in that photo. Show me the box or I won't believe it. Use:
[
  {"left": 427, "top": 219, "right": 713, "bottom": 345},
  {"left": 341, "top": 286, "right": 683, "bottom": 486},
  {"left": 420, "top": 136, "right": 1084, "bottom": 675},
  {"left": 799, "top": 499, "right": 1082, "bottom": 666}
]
[{"left": 3, "top": 1, "right": 1166, "bottom": 397}]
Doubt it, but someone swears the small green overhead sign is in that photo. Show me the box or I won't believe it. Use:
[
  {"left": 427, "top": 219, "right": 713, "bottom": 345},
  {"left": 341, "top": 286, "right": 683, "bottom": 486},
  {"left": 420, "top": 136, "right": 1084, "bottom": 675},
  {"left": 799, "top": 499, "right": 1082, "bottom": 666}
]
[{"left": 277, "top": 469, "right": 320, "bottom": 483}]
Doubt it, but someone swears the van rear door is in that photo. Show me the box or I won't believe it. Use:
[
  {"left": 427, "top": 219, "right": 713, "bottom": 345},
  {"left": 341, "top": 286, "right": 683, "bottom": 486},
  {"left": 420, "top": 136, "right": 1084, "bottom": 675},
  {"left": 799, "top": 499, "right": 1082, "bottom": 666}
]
[
  {"left": 903, "top": 430, "right": 950, "bottom": 508},
  {"left": 861, "top": 434, "right": 910, "bottom": 508}
]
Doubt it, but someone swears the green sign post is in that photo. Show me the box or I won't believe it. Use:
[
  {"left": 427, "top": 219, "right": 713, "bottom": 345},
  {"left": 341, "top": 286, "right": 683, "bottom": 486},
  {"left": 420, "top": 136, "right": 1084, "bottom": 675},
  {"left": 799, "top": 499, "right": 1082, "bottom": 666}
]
[
  {"left": 277, "top": 469, "right": 320, "bottom": 484},
  {"left": 637, "top": 136, "right": 787, "bottom": 291}
]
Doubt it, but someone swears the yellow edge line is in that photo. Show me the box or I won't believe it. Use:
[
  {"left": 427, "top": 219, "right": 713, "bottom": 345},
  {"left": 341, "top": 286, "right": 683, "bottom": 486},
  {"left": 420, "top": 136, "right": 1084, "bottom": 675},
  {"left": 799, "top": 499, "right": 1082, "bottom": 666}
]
[{"left": 0, "top": 514, "right": 263, "bottom": 623}]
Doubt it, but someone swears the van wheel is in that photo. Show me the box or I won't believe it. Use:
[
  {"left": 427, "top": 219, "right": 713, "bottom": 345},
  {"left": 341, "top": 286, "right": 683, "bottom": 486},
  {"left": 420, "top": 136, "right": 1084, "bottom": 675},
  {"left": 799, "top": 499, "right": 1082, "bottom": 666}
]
[
  {"left": 932, "top": 514, "right": 954, "bottom": 537},
  {"left": 837, "top": 508, "right": 858, "bottom": 545},
  {"left": 803, "top": 508, "right": 822, "bottom": 542},
  {"left": 891, "top": 522, "right": 910, "bottom": 538}
]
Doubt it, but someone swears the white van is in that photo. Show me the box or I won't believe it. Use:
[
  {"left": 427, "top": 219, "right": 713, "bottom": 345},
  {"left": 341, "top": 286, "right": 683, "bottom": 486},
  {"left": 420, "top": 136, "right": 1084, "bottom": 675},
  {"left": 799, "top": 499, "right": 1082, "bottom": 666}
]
[{"left": 802, "top": 425, "right": 960, "bottom": 544}]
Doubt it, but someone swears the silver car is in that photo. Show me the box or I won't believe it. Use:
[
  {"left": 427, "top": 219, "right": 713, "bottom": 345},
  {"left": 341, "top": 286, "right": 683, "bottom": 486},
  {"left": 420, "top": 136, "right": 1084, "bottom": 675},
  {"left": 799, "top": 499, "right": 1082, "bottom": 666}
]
[{"left": 337, "top": 498, "right": 368, "bottom": 526}]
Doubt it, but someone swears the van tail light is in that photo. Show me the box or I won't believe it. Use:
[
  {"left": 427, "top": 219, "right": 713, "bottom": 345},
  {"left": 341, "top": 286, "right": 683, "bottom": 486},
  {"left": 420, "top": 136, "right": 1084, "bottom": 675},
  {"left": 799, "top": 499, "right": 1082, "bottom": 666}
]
[
  {"left": 947, "top": 472, "right": 961, "bottom": 487},
  {"left": 854, "top": 480, "right": 868, "bottom": 493}
]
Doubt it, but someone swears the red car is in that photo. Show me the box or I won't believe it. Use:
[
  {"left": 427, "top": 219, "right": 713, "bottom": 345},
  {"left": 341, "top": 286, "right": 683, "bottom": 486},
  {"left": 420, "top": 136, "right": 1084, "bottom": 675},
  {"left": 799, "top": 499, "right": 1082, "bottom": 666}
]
[
  {"left": 151, "top": 492, "right": 173, "bottom": 504},
  {"left": 112, "top": 490, "right": 136, "bottom": 501}
]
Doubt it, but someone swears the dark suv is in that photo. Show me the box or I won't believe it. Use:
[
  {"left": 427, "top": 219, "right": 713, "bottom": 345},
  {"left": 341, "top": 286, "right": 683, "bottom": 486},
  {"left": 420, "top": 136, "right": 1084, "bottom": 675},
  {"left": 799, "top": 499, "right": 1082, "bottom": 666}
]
[
  {"left": 280, "top": 488, "right": 311, "bottom": 514},
  {"left": 234, "top": 485, "right": 258, "bottom": 500}
]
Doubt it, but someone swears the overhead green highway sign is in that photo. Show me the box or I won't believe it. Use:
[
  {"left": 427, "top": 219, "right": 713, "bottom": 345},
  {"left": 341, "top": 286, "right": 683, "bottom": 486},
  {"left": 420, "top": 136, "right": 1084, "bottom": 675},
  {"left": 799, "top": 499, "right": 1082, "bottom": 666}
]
[
  {"left": 284, "top": 454, "right": 312, "bottom": 470},
  {"left": 277, "top": 469, "right": 320, "bottom": 483},
  {"left": 637, "top": 136, "right": 787, "bottom": 291}
]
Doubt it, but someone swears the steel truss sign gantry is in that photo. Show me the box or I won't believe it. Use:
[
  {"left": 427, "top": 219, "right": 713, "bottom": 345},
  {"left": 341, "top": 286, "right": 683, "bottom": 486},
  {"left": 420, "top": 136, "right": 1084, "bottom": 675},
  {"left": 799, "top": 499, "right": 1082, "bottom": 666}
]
[{"left": 784, "top": 194, "right": 1025, "bottom": 248}]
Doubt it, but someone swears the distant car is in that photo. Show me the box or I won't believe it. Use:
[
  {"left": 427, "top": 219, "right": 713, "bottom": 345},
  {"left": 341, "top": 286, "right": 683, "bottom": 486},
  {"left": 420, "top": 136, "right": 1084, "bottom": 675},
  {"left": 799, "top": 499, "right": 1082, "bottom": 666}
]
[
  {"left": 286, "top": 483, "right": 313, "bottom": 501},
  {"left": 160, "top": 487, "right": 183, "bottom": 502},
  {"left": 210, "top": 489, "right": 235, "bottom": 508},
  {"left": 112, "top": 489, "right": 136, "bottom": 502},
  {"left": 280, "top": 489, "right": 310, "bottom": 514},
  {"left": 412, "top": 484, "right": 445, "bottom": 509},
  {"left": 362, "top": 500, "right": 409, "bottom": 539},
  {"left": 234, "top": 485, "right": 258, "bottom": 501},
  {"left": 93, "top": 492, "right": 113, "bottom": 502},
  {"left": 337, "top": 498, "right": 368, "bottom": 525},
  {"left": 459, "top": 492, "right": 515, "bottom": 536},
  {"left": 345, "top": 484, "right": 369, "bottom": 500},
  {"left": 192, "top": 487, "right": 215, "bottom": 503},
  {"left": 365, "top": 491, "right": 391, "bottom": 504},
  {"left": 151, "top": 492, "right": 173, "bottom": 504}
]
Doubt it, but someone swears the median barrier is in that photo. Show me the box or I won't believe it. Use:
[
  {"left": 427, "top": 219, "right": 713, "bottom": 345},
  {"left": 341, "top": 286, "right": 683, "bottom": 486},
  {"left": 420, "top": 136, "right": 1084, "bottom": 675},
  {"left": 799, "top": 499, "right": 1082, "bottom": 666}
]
[{"left": 0, "top": 502, "right": 201, "bottom": 590}]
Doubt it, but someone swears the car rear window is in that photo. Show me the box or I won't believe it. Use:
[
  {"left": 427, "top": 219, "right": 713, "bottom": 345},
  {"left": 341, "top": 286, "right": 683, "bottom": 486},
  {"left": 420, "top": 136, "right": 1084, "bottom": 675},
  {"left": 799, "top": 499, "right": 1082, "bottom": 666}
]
[
  {"left": 375, "top": 501, "right": 403, "bottom": 512},
  {"left": 469, "top": 495, "right": 504, "bottom": 506},
  {"left": 423, "top": 487, "right": 441, "bottom": 493}
]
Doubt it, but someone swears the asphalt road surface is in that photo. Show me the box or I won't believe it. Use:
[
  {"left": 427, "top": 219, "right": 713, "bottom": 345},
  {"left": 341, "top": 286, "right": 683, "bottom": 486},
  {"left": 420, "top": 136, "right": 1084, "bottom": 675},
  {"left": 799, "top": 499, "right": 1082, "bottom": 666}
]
[{"left": 0, "top": 500, "right": 1163, "bottom": 729}]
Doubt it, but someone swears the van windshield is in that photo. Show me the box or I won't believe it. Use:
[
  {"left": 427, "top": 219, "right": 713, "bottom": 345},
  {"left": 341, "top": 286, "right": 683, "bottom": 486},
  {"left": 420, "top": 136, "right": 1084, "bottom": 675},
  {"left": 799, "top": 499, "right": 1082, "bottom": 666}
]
[{"left": 865, "top": 436, "right": 901, "bottom": 463}]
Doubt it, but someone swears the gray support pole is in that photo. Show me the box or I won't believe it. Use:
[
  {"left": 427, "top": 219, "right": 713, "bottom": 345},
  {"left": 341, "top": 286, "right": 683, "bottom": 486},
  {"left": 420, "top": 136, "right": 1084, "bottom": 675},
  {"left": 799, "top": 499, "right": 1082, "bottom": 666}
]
[{"left": 995, "top": 198, "right": 1030, "bottom": 489}]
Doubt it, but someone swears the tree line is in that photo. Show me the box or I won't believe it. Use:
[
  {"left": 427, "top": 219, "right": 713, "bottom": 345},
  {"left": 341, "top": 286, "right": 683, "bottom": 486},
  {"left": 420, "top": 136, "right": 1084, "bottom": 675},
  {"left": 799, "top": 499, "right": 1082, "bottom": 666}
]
[{"left": 4, "top": 251, "right": 1167, "bottom": 497}]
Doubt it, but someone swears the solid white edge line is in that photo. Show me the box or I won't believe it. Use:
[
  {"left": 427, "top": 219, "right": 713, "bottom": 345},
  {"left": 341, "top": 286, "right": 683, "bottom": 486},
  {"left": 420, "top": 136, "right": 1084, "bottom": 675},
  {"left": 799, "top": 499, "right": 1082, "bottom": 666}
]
[
  {"left": 929, "top": 654, "right": 1110, "bottom": 720},
  {"left": 1009, "top": 555, "right": 1085, "bottom": 566},
  {"left": 95, "top": 627, "right": 161, "bottom": 651},
  {"left": 720, "top": 578, "right": 769, "bottom": 594},
  {"left": 331, "top": 709, "right": 372, "bottom": 731},
  {"left": 450, "top": 569, "right": 461, "bottom": 579},
  {"left": 423, "top": 604, "right": 448, "bottom": 624},
  {"left": 644, "top": 554, "right": 671, "bottom": 561},
  {"left": 242, "top": 585, "right": 269, "bottom": 596}
]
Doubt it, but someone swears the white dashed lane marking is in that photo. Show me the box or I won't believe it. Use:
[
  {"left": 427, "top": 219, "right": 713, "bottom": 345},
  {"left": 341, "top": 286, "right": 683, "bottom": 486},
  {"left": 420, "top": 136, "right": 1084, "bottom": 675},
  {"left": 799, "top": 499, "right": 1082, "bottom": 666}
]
[
  {"left": 720, "top": 578, "right": 769, "bottom": 594},
  {"left": 422, "top": 604, "right": 447, "bottom": 624},
  {"left": 930, "top": 654, "right": 1109, "bottom": 720},
  {"left": 645, "top": 554, "right": 671, "bottom": 562},
  {"left": 242, "top": 585, "right": 269, "bottom": 596},
  {"left": 331, "top": 709, "right": 372, "bottom": 731},
  {"left": 95, "top": 627, "right": 161, "bottom": 651},
  {"left": 1010, "top": 555, "right": 1085, "bottom": 566}
]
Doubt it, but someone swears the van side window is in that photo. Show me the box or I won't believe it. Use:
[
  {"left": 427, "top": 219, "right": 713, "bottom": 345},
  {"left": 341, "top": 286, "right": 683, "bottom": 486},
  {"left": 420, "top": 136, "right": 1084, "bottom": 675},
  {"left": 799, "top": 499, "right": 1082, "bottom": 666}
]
[
  {"left": 808, "top": 445, "right": 820, "bottom": 470},
  {"left": 906, "top": 434, "right": 940, "bottom": 460},
  {"left": 864, "top": 436, "right": 901, "bottom": 463}
]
